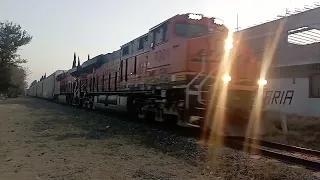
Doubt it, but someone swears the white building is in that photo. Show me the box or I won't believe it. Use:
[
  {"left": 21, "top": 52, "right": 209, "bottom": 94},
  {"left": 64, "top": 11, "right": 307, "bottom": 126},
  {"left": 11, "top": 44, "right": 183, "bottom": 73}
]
[{"left": 235, "top": 7, "right": 320, "bottom": 117}]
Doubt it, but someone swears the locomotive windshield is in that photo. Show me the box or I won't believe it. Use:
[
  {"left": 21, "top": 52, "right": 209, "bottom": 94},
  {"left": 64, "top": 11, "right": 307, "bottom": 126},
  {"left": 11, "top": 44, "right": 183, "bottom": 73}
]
[
  {"left": 175, "top": 23, "right": 208, "bottom": 38},
  {"left": 175, "top": 22, "right": 228, "bottom": 38}
]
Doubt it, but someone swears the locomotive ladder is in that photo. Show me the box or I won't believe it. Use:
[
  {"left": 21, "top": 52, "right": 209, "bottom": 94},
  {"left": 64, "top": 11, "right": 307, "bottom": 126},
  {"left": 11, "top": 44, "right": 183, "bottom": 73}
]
[
  {"left": 185, "top": 54, "right": 218, "bottom": 125},
  {"left": 186, "top": 53, "right": 205, "bottom": 109}
]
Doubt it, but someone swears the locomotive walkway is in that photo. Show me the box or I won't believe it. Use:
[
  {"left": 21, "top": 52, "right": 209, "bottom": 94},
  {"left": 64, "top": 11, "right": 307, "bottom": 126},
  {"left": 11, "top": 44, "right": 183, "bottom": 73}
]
[{"left": 0, "top": 97, "right": 319, "bottom": 180}]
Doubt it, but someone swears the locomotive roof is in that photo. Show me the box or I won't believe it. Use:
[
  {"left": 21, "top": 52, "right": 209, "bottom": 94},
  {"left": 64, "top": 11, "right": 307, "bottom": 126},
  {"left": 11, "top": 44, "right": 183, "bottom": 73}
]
[
  {"left": 81, "top": 54, "right": 105, "bottom": 68},
  {"left": 120, "top": 33, "right": 148, "bottom": 48}
]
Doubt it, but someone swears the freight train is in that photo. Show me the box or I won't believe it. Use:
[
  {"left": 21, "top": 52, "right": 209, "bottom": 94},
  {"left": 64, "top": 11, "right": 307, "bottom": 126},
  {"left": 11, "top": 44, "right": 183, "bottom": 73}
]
[{"left": 26, "top": 13, "right": 268, "bottom": 136}]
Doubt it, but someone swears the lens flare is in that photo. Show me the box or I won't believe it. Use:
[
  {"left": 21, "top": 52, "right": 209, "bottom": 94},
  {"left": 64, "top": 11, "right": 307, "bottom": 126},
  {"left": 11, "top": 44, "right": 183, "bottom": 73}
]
[
  {"left": 258, "top": 79, "right": 267, "bottom": 86},
  {"left": 222, "top": 74, "right": 231, "bottom": 82},
  {"left": 224, "top": 35, "right": 233, "bottom": 51}
]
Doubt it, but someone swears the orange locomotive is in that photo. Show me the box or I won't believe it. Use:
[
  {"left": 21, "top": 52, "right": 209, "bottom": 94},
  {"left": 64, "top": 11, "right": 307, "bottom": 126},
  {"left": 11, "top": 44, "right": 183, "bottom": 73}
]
[{"left": 56, "top": 13, "right": 266, "bottom": 134}]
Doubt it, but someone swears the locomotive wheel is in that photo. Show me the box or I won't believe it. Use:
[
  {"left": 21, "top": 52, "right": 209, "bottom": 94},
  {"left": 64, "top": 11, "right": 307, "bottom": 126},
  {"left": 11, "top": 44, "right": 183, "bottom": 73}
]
[
  {"left": 127, "top": 98, "right": 139, "bottom": 121},
  {"left": 154, "top": 108, "right": 164, "bottom": 122},
  {"left": 92, "top": 101, "right": 96, "bottom": 109},
  {"left": 145, "top": 110, "right": 155, "bottom": 121},
  {"left": 86, "top": 100, "right": 91, "bottom": 109},
  {"left": 163, "top": 114, "right": 179, "bottom": 125},
  {"left": 137, "top": 109, "right": 146, "bottom": 120},
  {"left": 82, "top": 99, "right": 87, "bottom": 108},
  {"left": 78, "top": 99, "right": 83, "bottom": 108},
  {"left": 199, "top": 107, "right": 215, "bottom": 142}
]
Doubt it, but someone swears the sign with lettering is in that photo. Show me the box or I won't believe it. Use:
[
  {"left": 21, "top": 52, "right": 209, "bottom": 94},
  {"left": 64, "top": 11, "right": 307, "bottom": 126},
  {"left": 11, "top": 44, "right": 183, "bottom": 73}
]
[{"left": 264, "top": 90, "right": 294, "bottom": 105}]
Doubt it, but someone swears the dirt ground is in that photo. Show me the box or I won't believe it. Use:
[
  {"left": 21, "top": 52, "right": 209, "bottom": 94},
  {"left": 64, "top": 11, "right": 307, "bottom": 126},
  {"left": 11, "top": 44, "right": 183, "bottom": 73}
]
[
  {"left": 0, "top": 98, "right": 212, "bottom": 180},
  {"left": 0, "top": 97, "right": 319, "bottom": 180}
]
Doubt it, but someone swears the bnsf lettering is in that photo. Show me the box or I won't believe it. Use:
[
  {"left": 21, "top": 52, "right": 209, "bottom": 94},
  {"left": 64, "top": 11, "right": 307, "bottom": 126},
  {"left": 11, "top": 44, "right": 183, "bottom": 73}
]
[{"left": 264, "top": 90, "right": 294, "bottom": 105}]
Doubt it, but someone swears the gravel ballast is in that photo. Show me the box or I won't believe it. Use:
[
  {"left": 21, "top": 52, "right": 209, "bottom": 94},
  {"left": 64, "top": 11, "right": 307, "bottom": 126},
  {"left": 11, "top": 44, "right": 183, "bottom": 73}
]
[{"left": 0, "top": 97, "right": 319, "bottom": 180}]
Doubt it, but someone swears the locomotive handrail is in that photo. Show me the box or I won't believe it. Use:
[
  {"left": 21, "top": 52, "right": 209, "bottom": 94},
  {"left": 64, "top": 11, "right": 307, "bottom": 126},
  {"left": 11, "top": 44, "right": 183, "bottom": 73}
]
[
  {"left": 197, "top": 67, "right": 217, "bottom": 104},
  {"left": 185, "top": 73, "right": 201, "bottom": 109},
  {"left": 185, "top": 55, "right": 207, "bottom": 109}
]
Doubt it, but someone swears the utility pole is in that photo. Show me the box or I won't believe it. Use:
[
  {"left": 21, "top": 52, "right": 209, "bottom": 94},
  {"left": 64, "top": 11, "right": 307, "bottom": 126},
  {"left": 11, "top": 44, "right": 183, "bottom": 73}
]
[{"left": 236, "top": 14, "right": 239, "bottom": 31}]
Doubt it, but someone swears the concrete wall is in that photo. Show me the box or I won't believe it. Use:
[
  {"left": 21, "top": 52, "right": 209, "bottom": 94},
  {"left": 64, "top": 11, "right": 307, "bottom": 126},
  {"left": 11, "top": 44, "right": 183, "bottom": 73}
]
[{"left": 264, "top": 77, "right": 320, "bottom": 117}]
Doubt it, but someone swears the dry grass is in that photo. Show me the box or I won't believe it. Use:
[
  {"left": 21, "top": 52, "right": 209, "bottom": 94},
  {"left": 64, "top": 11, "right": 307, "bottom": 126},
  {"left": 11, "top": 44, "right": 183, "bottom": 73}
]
[{"left": 262, "top": 111, "right": 320, "bottom": 150}]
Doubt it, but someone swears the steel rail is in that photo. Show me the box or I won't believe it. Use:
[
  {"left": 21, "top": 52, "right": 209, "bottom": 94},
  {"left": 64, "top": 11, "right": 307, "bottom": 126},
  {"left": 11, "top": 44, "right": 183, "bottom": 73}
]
[
  {"left": 227, "top": 136, "right": 320, "bottom": 157},
  {"left": 224, "top": 136, "right": 320, "bottom": 171}
]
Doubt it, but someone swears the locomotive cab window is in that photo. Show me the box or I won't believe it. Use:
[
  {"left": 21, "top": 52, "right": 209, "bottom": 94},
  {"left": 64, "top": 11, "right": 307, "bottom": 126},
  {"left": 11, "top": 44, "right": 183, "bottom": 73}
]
[
  {"left": 138, "top": 36, "right": 148, "bottom": 50},
  {"left": 175, "top": 23, "right": 208, "bottom": 38},
  {"left": 122, "top": 46, "right": 129, "bottom": 56},
  {"left": 151, "top": 22, "right": 168, "bottom": 45}
]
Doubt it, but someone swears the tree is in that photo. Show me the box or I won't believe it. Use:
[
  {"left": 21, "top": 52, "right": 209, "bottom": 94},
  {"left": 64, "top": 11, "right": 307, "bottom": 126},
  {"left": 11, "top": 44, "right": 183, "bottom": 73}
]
[
  {"left": 72, "top": 52, "right": 76, "bottom": 68},
  {"left": 0, "top": 21, "right": 32, "bottom": 93},
  {"left": 8, "top": 65, "right": 29, "bottom": 95}
]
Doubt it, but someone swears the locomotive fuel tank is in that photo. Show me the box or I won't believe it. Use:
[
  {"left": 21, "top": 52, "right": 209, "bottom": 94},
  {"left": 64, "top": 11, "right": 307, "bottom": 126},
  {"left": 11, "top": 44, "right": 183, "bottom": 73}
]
[{"left": 93, "top": 95, "right": 129, "bottom": 112}]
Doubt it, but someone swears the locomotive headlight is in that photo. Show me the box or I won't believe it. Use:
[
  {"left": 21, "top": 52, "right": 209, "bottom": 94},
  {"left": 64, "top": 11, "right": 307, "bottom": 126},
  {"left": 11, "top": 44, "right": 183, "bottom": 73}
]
[
  {"left": 258, "top": 78, "right": 267, "bottom": 86},
  {"left": 222, "top": 74, "right": 231, "bottom": 82}
]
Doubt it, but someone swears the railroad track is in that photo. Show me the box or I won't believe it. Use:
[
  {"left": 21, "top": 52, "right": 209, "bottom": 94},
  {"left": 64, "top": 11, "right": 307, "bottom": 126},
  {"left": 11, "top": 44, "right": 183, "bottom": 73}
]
[{"left": 224, "top": 136, "right": 320, "bottom": 171}]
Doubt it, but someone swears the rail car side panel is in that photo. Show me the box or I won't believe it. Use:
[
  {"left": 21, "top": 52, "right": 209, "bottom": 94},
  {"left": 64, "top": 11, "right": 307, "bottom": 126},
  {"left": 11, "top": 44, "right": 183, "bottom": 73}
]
[
  {"left": 32, "top": 85, "right": 36, "bottom": 96},
  {"left": 42, "top": 75, "right": 55, "bottom": 99},
  {"left": 55, "top": 80, "right": 61, "bottom": 95},
  {"left": 36, "top": 81, "right": 43, "bottom": 97}
]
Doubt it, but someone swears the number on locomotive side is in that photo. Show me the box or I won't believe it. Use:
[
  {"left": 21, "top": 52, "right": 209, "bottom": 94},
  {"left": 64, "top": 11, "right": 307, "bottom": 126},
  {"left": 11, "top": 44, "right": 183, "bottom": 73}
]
[{"left": 155, "top": 49, "right": 170, "bottom": 62}]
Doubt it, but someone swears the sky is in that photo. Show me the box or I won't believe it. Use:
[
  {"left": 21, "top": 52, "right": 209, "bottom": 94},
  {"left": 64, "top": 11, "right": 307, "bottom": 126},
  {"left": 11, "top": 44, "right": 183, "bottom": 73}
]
[{"left": 0, "top": 0, "right": 318, "bottom": 85}]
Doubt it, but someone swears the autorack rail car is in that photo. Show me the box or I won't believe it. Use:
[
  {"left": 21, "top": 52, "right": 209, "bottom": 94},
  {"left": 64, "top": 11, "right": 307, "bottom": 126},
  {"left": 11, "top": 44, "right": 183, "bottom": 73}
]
[{"left": 27, "top": 13, "right": 268, "bottom": 136}]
